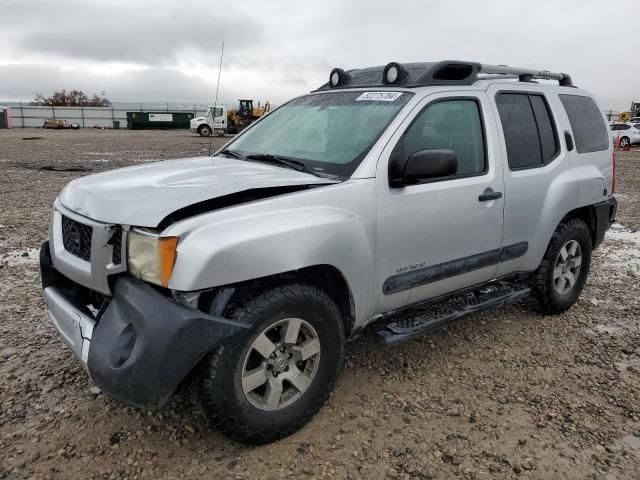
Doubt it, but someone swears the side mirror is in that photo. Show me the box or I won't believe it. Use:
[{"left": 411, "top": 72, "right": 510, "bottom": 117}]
[{"left": 393, "top": 149, "right": 457, "bottom": 186}]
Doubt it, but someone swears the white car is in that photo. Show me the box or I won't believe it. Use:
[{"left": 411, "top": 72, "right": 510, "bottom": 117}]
[{"left": 609, "top": 122, "right": 640, "bottom": 147}]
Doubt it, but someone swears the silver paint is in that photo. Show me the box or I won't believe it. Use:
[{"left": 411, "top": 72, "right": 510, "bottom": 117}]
[{"left": 48, "top": 80, "right": 614, "bottom": 332}]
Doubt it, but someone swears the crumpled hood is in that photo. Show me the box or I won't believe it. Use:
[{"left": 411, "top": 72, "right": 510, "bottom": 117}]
[{"left": 59, "top": 156, "right": 336, "bottom": 227}]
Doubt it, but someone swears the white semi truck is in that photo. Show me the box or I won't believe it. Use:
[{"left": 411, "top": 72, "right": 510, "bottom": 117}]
[{"left": 190, "top": 105, "right": 228, "bottom": 136}]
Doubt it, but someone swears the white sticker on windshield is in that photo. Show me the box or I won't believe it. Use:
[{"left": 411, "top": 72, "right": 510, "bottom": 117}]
[{"left": 356, "top": 92, "right": 403, "bottom": 102}]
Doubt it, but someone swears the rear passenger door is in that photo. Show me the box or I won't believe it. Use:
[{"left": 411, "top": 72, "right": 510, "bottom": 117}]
[{"left": 487, "top": 86, "right": 564, "bottom": 277}]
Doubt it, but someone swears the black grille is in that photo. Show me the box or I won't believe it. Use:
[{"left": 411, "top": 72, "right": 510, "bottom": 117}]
[
  {"left": 110, "top": 227, "right": 123, "bottom": 265},
  {"left": 61, "top": 215, "right": 92, "bottom": 261}
]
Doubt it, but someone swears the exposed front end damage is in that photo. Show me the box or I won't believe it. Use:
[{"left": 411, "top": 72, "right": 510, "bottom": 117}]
[{"left": 40, "top": 241, "right": 247, "bottom": 409}]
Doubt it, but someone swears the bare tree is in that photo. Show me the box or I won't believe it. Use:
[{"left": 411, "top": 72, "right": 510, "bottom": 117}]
[{"left": 31, "top": 90, "right": 111, "bottom": 107}]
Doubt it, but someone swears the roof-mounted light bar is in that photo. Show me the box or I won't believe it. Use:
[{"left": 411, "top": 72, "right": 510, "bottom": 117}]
[
  {"left": 329, "top": 68, "right": 349, "bottom": 88},
  {"left": 316, "top": 60, "right": 575, "bottom": 91}
]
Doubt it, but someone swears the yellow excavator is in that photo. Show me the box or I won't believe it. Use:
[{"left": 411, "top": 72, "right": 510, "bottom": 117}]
[
  {"left": 618, "top": 101, "right": 640, "bottom": 123},
  {"left": 227, "top": 99, "right": 271, "bottom": 134}
]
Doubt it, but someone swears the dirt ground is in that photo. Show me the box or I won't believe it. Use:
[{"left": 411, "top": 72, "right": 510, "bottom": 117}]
[{"left": 1, "top": 129, "right": 639, "bottom": 480}]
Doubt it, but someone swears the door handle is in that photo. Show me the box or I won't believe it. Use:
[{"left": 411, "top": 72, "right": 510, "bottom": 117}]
[{"left": 478, "top": 188, "right": 503, "bottom": 202}]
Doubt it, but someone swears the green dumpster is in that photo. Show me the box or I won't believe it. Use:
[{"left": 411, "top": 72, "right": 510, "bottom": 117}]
[{"left": 126, "top": 112, "right": 194, "bottom": 129}]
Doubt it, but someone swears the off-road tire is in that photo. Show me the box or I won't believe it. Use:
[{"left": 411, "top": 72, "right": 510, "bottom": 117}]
[
  {"left": 533, "top": 218, "right": 592, "bottom": 314},
  {"left": 194, "top": 283, "right": 345, "bottom": 444}
]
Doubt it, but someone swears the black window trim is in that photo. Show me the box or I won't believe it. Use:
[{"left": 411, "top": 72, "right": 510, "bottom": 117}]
[
  {"left": 391, "top": 95, "right": 489, "bottom": 186},
  {"left": 494, "top": 90, "right": 561, "bottom": 172}
]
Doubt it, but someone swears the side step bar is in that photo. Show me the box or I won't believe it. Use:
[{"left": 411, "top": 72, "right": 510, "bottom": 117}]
[{"left": 375, "top": 282, "right": 531, "bottom": 347}]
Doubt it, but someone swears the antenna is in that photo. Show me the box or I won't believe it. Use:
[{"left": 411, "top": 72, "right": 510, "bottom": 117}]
[{"left": 209, "top": 41, "right": 225, "bottom": 156}]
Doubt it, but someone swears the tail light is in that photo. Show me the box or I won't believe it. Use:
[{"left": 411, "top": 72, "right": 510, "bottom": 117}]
[{"left": 612, "top": 152, "right": 616, "bottom": 194}]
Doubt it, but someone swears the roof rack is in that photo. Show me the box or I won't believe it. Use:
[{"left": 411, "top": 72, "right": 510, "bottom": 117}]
[
  {"left": 315, "top": 60, "right": 574, "bottom": 91},
  {"left": 478, "top": 63, "right": 573, "bottom": 87}
]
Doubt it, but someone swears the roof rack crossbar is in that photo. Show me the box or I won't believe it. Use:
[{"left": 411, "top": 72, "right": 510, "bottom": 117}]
[{"left": 479, "top": 64, "right": 573, "bottom": 86}]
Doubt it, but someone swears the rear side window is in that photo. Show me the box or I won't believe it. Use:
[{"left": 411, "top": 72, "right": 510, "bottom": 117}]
[
  {"left": 559, "top": 94, "right": 609, "bottom": 153},
  {"left": 495, "top": 93, "right": 559, "bottom": 169}
]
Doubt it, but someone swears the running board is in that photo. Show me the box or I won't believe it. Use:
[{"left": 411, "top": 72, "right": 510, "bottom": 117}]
[{"left": 375, "top": 282, "right": 531, "bottom": 347}]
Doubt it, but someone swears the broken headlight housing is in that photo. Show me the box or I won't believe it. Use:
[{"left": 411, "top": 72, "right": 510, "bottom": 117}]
[{"left": 127, "top": 230, "right": 178, "bottom": 288}]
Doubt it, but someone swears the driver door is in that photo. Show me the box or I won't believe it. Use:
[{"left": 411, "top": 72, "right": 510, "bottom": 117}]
[{"left": 374, "top": 91, "right": 505, "bottom": 313}]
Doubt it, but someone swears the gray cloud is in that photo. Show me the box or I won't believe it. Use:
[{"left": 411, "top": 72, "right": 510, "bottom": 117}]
[
  {"left": 2, "top": 0, "right": 262, "bottom": 66},
  {"left": 0, "top": 0, "right": 637, "bottom": 109}
]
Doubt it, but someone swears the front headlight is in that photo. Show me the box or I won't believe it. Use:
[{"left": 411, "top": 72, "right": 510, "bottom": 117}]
[{"left": 127, "top": 230, "right": 178, "bottom": 288}]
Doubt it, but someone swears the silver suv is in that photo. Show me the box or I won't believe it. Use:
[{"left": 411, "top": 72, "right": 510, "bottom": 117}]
[{"left": 40, "top": 60, "right": 617, "bottom": 444}]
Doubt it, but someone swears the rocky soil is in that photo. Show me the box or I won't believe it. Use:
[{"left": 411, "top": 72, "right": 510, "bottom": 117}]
[{"left": 0, "top": 129, "right": 639, "bottom": 479}]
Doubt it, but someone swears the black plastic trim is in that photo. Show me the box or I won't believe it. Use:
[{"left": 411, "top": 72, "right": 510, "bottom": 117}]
[
  {"left": 593, "top": 196, "right": 617, "bottom": 249},
  {"left": 86, "top": 277, "right": 249, "bottom": 409},
  {"left": 383, "top": 242, "right": 529, "bottom": 295}
]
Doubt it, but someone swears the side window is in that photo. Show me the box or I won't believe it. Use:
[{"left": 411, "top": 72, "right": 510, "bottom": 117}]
[
  {"left": 559, "top": 94, "right": 609, "bottom": 153},
  {"left": 213, "top": 107, "right": 223, "bottom": 117},
  {"left": 620, "top": 124, "right": 631, "bottom": 131},
  {"left": 495, "top": 93, "right": 559, "bottom": 170},
  {"left": 400, "top": 99, "right": 486, "bottom": 177}
]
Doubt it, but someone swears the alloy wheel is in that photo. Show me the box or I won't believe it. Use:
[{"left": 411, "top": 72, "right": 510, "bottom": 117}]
[
  {"left": 241, "top": 318, "right": 321, "bottom": 411},
  {"left": 553, "top": 239, "right": 582, "bottom": 295}
]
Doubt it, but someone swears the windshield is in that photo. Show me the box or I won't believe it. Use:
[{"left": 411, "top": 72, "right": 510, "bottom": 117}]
[{"left": 225, "top": 91, "right": 412, "bottom": 177}]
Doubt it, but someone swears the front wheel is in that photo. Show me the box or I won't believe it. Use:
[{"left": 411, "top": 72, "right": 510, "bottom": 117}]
[
  {"left": 198, "top": 125, "right": 212, "bottom": 137},
  {"left": 533, "top": 218, "right": 592, "bottom": 314},
  {"left": 194, "top": 283, "right": 345, "bottom": 444},
  {"left": 620, "top": 136, "right": 630, "bottom": 148}
]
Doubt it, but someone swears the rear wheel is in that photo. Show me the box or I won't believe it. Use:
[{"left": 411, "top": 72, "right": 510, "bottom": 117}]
[
  {"left": 194, "top": 283, "right": 345, "bottom": 444},
  {"left": 533, "top": 219, "right": 592, "bottom": 314},
  {"left": 620, "top": 136, "right": 630, "bottom": 148}
]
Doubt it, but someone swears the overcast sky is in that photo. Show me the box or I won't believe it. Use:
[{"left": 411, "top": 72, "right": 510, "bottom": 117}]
[{"left": 0, "top": 0, "right": 637, "bottom": 110}]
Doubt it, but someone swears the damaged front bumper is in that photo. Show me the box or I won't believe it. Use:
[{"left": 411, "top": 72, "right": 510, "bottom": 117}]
[{"left": 40, "top": 241, "right": 247, "bottom": 409}]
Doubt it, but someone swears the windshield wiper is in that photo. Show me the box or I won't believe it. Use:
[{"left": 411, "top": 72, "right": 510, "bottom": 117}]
[
  {"left": 218, "top": 148, "right": 246, "bottom": 160},
  {"left": 245, "top": 153, "right": 307, "bottom": 172},
  {"left": 245, "top": 154, "right": 343, "bottom": 180},
  {"left": 221, "top": 151, "right": 344, "bottom": 180}
]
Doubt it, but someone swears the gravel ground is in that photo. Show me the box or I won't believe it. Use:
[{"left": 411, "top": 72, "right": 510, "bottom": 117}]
[{"left": 1, "top": 129, "right": 639, "bottom": 480}]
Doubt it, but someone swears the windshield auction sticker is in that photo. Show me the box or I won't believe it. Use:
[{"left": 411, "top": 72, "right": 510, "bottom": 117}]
[{"left": 356, "top": 92, "right": 403, "bottom": 102}]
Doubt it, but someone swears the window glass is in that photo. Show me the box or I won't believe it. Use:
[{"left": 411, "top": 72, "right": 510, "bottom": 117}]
[
  {"left": 230, "top": 91, "right": 412, "bottom": 177},
  {"left": 495, "top": 93, "right": 542, "bottom": 169},
  {"left": 634, "top": 124, "right": 640, "bottom": 130},
  {"left": 619, "top": 124, "right": 631, "bottom": 130},
  {"left": 496, "top": 93, "right": 559, "bottom": 169},
  {"left": 401, "top": 99, "right": 485, "bottom": 176},
  {"left": 529, "top": 95, "right": 558, "bottom": 163},
  {"left": 559, "top": 94, "right": 609, "bottom": 153}
]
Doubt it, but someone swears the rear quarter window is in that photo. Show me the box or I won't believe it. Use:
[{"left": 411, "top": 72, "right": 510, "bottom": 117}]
[{"left": 559, "top": 94, "right": 609, "bottom": 153}]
